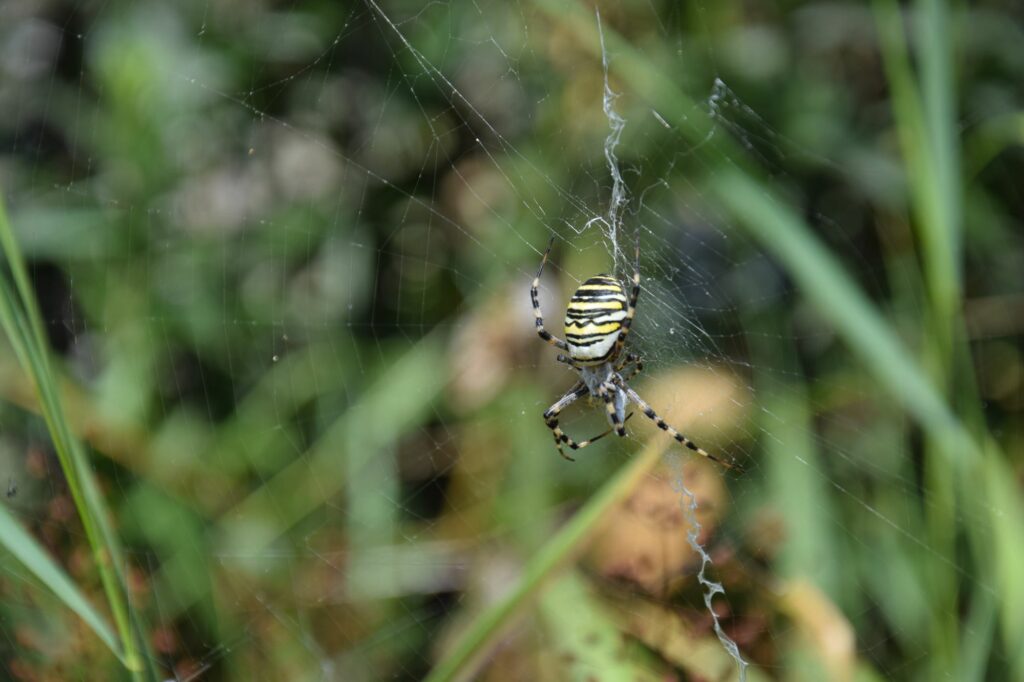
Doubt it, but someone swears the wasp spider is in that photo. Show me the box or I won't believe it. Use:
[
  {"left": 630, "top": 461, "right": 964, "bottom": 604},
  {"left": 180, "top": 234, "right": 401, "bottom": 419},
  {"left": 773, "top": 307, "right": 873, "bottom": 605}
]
[{"left": 531, "top": 236, "right": 737, "bottom": 470}]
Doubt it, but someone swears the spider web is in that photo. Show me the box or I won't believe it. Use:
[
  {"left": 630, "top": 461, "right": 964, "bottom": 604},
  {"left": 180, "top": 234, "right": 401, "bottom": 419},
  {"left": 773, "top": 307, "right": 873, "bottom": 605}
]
[{"left": 0, "top": 1, "right": 1017, "bottom": 680}]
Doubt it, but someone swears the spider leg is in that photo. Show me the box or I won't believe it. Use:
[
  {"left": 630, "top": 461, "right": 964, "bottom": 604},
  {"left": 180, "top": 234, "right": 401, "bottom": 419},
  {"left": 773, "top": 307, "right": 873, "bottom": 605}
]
[
  {"left": 614, "top": 352, "right": 637, "bottom": 372},
  {"left": 611, "top": 231, "right": 641, "bottom": 360},
  {"left": 597, "top": 382, "right": 628, "bottom": 437},
  {"left": 620, "top": 361, "right": 644, "bottom": 383},
  {"left": 619, "top": 384, "right": 742, "bottom": 472},
  {"left": 531, "top": 236, "right": 569, "bottom": 351},
  {"left": 615, "top": 352, "right": 644, "bottom": 381},
  {"left": 544, "top": 383, "right": 633, "bottom": 461}
]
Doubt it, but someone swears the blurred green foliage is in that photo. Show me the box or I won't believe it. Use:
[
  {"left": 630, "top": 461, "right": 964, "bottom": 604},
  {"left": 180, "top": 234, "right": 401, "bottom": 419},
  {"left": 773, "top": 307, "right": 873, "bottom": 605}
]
[{"left": 1, "top": 0, "right": 1024, "bottom": 680}]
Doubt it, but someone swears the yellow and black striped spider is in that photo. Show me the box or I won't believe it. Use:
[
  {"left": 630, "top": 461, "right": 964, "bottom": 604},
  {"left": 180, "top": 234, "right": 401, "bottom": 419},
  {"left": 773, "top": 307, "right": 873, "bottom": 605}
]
[{"left": 531, "top": 236, "right": 737, "bottom": 470}]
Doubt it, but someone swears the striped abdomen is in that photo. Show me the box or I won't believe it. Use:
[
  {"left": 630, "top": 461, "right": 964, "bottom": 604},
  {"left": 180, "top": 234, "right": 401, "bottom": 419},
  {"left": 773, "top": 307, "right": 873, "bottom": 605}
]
[{"left": 563, "top": 275, "right": 627, "bottom": 365}]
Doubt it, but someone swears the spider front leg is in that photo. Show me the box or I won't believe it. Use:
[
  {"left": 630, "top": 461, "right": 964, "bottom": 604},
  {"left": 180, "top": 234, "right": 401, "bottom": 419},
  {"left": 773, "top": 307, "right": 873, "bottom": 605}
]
[
  {"left": 619, "top": 383, "right": 741, "bottom": 472},
  {"left": 544, "top": 383, "right": 632, "bottom": 461},
  {"left": 621, "top": 361, "right": 643, "bottom": 383},
  {"left": 611, "top": 232, "right": 642, "bottom": 360},
  {"left": 615, "top": 352, "right": 643, "bottom": 381},
  {"left": 531, "top": 236, "right": 569, "bottom": 351}
]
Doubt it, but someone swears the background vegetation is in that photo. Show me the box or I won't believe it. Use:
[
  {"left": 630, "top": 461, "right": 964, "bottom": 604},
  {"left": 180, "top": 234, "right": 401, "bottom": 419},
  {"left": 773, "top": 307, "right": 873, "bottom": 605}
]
[{"left": 1, "top": 0, "right": 1023, "bottom": 680}]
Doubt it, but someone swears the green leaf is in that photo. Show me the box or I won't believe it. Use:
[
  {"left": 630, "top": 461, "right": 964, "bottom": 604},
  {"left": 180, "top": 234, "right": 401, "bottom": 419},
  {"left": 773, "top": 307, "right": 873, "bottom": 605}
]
[{"left": 0, "top": 504, "right": 123, "bottom": 661}]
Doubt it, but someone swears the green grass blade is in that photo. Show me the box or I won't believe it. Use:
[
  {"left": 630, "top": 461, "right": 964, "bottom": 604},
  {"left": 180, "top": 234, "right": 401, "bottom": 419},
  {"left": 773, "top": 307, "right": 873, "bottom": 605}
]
[
  {"left": 150, "top": 334, "right": 447, "bottom": 623},
  {"left": 0, "top": 194, "right": 150, "bottom": 676},
  {"left": 877, "top": 1, "right": 964, "bottom": 675},
  {"left": 710, "top": 170, "right": 1024, "bottom": 673},
  {"left": 217, "top": 334, "right": 447, "bottom": 555},
  {"left": 708, "top": 169, "right": 974, "bottom": 461},
  {"left": 914, "top": 0, "right": 963, "bottom": 316},
  {"left": 0, "top": 504, "right": 124, "bottom": 661},
  {"left": 874, "top": 0, "right": 960, "bottom": 328},
  {"left": 958, "top": 587, "right": 996, "bottom": 682},
  {"left": 425, "top": 438, "right": 667, "bottom": 682},
  {"left": 964, "top": 112, "right": 1024, "bottom": 177},
  {"left": 983, "top": 441, "right": 1024, "bottom": 675},
  {"left": 539, "top": 572, "right": 664, "bottom": 681}
]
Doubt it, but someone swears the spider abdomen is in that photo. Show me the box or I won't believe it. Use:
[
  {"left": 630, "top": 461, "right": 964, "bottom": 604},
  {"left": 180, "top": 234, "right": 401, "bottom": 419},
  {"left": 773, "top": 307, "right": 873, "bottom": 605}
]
[{"left": 563, "top": 275, "right": 628, "bottom": 365}]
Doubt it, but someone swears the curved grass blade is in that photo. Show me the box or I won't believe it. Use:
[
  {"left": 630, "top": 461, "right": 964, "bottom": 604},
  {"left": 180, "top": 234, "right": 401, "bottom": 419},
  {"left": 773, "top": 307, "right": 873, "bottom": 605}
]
[
  {"left": 0, "top": 194, "right": 151, "bottom": 676},
  {"left": 540, "top": 571, "right": 665, "bottom": 681},
  {"left": 425, "top": 437, "right": 668, "bottom": 682},
  {"left": 0, "top": 504, "right": 124, "bottom": 661},
  {"left": 708, "top": 170, "right": 976, "bottom": 462}
]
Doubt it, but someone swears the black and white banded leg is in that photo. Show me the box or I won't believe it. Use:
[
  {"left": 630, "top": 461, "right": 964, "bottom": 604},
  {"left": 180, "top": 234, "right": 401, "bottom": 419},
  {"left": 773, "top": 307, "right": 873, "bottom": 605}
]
[
  {"left": 597, "top": 382, "right": 628, "bottom": 437},
  {"left": 531, "top": 236, "right": 569, "bottom": 351},
  {"left": 611, "top": 232, "right": 642, "bottom": 360},
  {"left": 620, "top": 384, "right": 740, "bottom": 471},
  {"left": 556, "top": 354, "right": 577, "bottom": 368},
  {"left": 615, "top": 352, "right": 643, "bottom": 381},
  {"left": 543, "top": 383, "right": 631, "bottom": 461}
]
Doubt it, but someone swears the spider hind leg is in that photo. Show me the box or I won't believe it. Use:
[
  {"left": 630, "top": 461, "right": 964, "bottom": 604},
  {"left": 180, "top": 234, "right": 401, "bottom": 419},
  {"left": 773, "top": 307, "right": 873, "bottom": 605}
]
[{"left": 620, "top": 384, "right": 742, "bottom": 472}]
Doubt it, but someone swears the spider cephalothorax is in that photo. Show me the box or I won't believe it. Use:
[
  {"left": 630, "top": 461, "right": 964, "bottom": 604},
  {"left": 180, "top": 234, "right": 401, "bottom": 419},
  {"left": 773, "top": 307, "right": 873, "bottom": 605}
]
[{"left": 531, "top": 236, "right": 737, "bottom": 470}]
